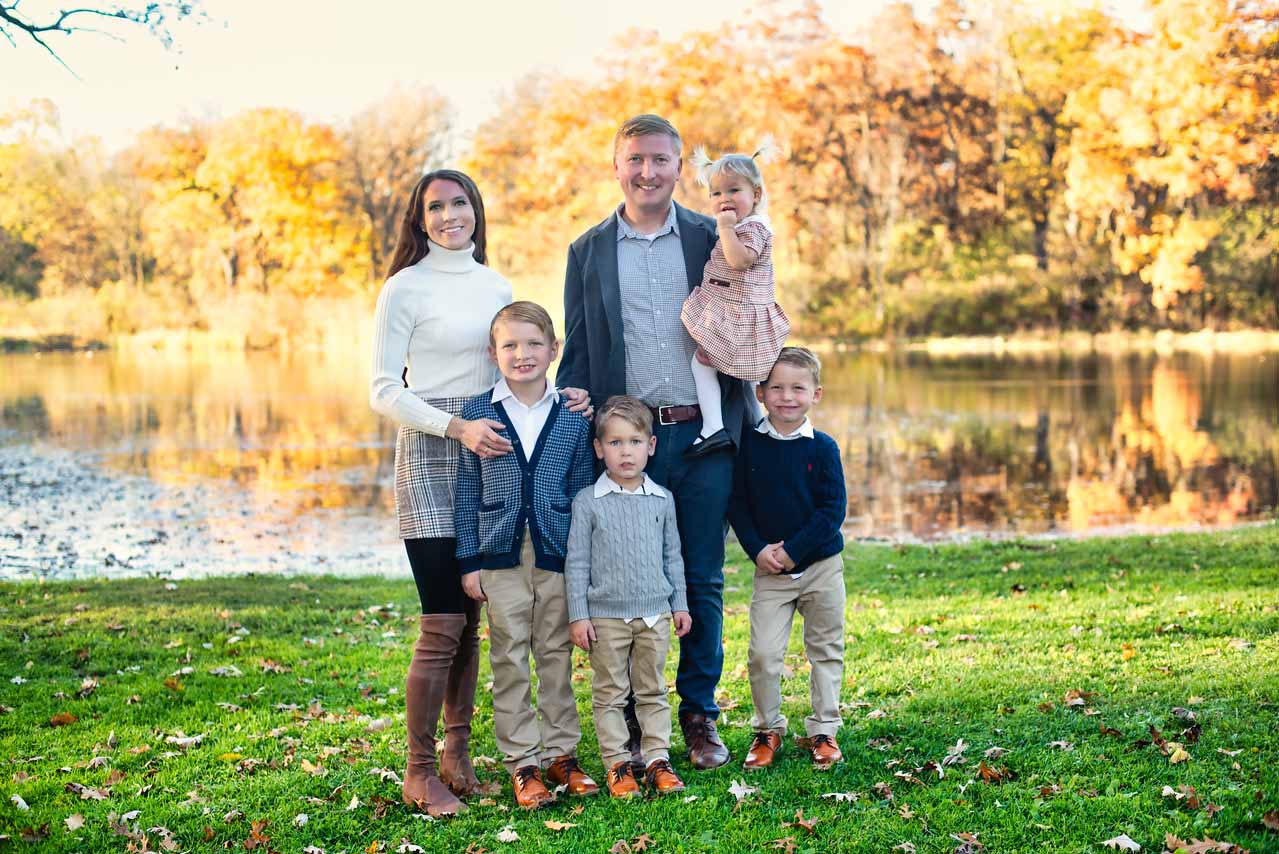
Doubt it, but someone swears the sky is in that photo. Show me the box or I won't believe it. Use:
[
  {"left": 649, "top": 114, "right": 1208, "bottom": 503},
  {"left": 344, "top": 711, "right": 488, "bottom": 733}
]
[{"left": 4, "top": 0, "right": 1149, "bottom": 151}]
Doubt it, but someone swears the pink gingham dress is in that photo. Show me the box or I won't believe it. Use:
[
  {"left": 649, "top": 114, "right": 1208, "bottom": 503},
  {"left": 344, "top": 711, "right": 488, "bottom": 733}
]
[{"left": 680, "top": 215, "right": 790, "bottom": 382}]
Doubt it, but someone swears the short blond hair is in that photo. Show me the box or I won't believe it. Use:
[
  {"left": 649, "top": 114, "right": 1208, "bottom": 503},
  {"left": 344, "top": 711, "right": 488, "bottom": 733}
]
[
  {"left": 490, "top": 301, "right": 556, "bottom": 346},
  {"left": 768, "top": 346, "right": 821, "bottom": 385},
  {"left": 613, "top": 114, "right": 683, "bottom": 159},
  {"left": 594, "top": 395, "right": 653, "bottom": 437}
]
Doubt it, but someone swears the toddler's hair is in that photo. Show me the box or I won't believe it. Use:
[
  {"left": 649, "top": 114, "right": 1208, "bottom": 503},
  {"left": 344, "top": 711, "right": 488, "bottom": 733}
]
[
  {"left": 614, "top": 114, "right": 683, "bottom": 159},
  {"left": 595, "top": 395, "right": 653, "bottom": 437},
  {"left": 690, "top": 135, "right": 781, "bottom": 214},
  {"left": 768, "top": 346, "right": 822, "bottom": 386},
  {"left": 490, "top": 301, "right": 556, "bottom": 346}
]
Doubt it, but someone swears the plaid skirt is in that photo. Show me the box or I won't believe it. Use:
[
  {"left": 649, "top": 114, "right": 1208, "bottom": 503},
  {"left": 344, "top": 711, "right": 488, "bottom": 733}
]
[{"left": 394, "top": 396, "right": 470, "bottom": 539}]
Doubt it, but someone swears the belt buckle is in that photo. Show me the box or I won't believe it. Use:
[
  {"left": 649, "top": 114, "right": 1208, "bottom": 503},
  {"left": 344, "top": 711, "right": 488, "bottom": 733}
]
[{"left": 658, "top": 406, "right": 677, "bottom": 426}]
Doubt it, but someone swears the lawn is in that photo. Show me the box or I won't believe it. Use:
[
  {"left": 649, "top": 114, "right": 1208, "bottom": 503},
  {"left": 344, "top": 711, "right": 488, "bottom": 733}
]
[{"left": 2, "top": 526, "right": 1278, "bottom": 853}]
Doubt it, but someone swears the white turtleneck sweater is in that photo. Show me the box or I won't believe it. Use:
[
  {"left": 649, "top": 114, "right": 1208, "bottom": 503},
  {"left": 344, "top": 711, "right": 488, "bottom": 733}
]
[{"left": 369, "top": 242, "right": 513, "bottom": 437}]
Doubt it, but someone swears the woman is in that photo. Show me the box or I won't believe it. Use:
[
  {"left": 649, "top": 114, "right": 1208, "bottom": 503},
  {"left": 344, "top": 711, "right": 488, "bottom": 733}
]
[{"left": 370, "top": 169, "right": 588, "bottom": 816}]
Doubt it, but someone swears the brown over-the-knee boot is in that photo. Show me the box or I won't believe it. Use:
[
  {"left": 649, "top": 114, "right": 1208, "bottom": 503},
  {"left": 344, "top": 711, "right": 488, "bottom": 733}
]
[
  {"left": 403, "top": 614, "right": 467, "bottom": 817},
  {"left": 439, "top": 598, "right": 483, "bottom": 796}
]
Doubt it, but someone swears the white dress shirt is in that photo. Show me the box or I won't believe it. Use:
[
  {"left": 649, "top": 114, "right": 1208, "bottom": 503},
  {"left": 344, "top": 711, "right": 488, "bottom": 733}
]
[
  {"left": 756, "top": 415, "right": 814, "bottom": 441},
  {"left": 491, "top": 378, "right": 558, "bottom": 462}
]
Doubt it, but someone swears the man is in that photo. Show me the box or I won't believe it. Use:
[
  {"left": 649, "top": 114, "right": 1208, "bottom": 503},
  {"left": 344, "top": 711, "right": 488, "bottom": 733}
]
[{"left": 558, "top": 113, "right": 755, "bottom": 770}]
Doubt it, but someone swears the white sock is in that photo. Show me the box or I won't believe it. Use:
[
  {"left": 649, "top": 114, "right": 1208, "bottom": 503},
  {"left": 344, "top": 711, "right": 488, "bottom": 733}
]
[{"left": 691, "top": 355, "right": 724, "bottom": 440}]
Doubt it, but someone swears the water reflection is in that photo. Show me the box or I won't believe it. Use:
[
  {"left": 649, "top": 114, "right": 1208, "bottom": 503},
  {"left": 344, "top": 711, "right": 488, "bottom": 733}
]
[{"left": 1, "top": 348, "right": 1276, "bottom": 566}]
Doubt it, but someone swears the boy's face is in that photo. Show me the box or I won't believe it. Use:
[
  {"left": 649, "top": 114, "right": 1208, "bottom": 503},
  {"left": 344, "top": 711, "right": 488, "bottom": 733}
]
[
  {"left": 489, "top": 319, "right": 558, "bottom": 386},
  {"left": 593, "top": 415, "right": 656, "bottom": 484},
  {"left": 756, "top": 362, "right": 822, "bottom": 430}
]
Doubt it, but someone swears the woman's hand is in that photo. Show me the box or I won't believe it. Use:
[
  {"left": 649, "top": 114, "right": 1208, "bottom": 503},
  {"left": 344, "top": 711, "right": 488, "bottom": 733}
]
[
  {"left": 560, "top": 387, "right": 593, "bottom": 419},
  {"left": 461, "top": 572, "right": 486, "bottom": 602},
  {"left": 673, "top": 611, "right": 692, "bottom": 637},
  {"left": 448, "top": 416, "right": 513, "bottom": 459}
]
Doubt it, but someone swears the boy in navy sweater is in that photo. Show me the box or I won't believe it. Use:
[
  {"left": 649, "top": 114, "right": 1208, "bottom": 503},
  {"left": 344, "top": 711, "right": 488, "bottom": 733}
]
[
  {"left": 727, "top": 346, "right": 848, "bottom": 770},
  {"left": 454, "top": 302, "right": 598, "bottom": 808}
]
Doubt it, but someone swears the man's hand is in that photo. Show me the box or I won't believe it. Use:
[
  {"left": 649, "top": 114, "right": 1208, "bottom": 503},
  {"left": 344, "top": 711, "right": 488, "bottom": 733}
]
[
  {"left": 755, "top": 543, "right": 786, "bottom": 575},
  {"left": 560, "top": 387, "right": 593, "bottom": 419},
  {"left": 461, "top": 572, "right": 486, "bottom": 602},
  {"left": 775, "top": 545, "right": 796, "bottom": 571},
  {"left": 672, "top": 611, "right": 692, "bottom": 637},
  {"left": 715, "top": 209, "right": 739, "bottom": 231},
  {"left": 570, "top": 619, "right": 596, "bottom": 651}
]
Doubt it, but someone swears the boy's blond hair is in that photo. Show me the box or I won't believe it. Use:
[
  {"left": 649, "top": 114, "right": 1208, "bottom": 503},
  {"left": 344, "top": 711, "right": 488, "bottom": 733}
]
[
  {"left": 594, "top": 395, "right": 653, "bottom": 437},
  {"left": 490, "top": 301, "right": 556, "bottom": 346},
  {"left": 768, "top": 346, "right": 822, "bottom": 385}
]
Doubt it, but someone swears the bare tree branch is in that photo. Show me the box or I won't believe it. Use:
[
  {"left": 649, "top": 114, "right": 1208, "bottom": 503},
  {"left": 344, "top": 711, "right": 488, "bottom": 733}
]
[{"left": 0, "top": 2, "right": 204, "bottom": 71}]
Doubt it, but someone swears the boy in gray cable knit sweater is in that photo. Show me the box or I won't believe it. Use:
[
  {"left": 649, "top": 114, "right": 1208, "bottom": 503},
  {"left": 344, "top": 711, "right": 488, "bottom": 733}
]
[{"left": 565, "top": 395, "right": 692, "bottom": 798}]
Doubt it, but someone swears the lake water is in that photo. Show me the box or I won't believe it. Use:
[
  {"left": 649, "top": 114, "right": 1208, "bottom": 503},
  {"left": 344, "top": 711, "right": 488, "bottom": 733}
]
[{"left": 1, "top": 348, "right": 1276, "bottom": 580}]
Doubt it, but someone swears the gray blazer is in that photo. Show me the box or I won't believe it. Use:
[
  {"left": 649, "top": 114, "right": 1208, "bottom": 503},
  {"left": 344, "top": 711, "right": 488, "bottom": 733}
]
[{"left": 558, "top": 201, "right": 756, "bottom": 444}]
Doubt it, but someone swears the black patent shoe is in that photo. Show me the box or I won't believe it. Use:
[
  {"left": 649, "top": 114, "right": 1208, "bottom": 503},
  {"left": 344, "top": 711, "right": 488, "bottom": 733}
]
[{"left": 683, "top": 428, "right": 734, "bottom": 459}]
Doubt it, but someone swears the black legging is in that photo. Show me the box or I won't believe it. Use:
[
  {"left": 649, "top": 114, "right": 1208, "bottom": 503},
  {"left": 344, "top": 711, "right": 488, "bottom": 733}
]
[{"left": 405, "top": 537, "right": 468, "bottom": 615}]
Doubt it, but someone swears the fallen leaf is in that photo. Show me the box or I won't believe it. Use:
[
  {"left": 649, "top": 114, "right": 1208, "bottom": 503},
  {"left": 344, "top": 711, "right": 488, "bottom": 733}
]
[
  {"left": 1168, "top": 746, "right": 1191, "bottom": 764},
  {"left": 983, "top": 746, "right": 1010, "bottom": 759},
  {"left": 544, "top": 820, "right": 577, "bottom": 831},
  {"left": 609, "top": 843, "right": 632, "bottom": 854},
  {"left": 783, "top": 809, "right": 818, "bottom": 834},
  {"left": 64, "top": 814, "right": 85, "bottom": 831},
  {"left": 10, "top": 795, "right": 28, "bottom": 811},
  {"left": 631, "top": 833, "right": 654, "bottom": 851},
  {"left": 873, "top": 782, "right": 895, "bottom": 800},
  {"left": 770, "top": 837, "right": 797, "bottom": 853},
  {"left": 1101, "top": 833, "right": 1140, "bottom": 850},
  {"left": 19, "top": 824, "right": 50, "bottom": 843},
  {"left": 346, "top": 793, "right": 360, "bottom": 811},
  {"left": 1262, "top": 811, "right": 1279, "bottom": 832},
  {"left": 1047, "top": 740, "right": 1074, "bottom": 751},
  {"left": 293, "top": 814, "right": 308, "bottom": 828},
  {"left": 366, "top": 717, "right": 393, "bottom": 734},
  {"left": 977, "top": 762, "right": 1013, "bottom": 784},
  {"left": 49, "top": 713, "right": 77, "bottom": 727},
  {"left": 952, "top": 831, "right": 984, "bottom": 853},
  {"left": 496, "top": 825, "right": 520, "bottom": 843},
  {"left": 1217, "top": 748, "right": 1242, "bottom": 757},
  {"left": 893, "top": 844, "right": 917, "bottom": 854},
  {"left": 821, "top": 791, "right": 861, "bottom": 802},
  {"left": 943, "top": 738, "right": 968, "bottom": 766},
  {"left": 728, "top": 778, "right": 758, "bottom": 802},
  {"left": 396, "top": 841, "right": 425, "bottom": 853}
]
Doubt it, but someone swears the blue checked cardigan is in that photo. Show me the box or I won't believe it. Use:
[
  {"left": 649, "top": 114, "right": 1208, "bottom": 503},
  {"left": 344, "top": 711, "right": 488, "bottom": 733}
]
[{"left": 454, "top": 392, "right": 595, "bottom": 573}]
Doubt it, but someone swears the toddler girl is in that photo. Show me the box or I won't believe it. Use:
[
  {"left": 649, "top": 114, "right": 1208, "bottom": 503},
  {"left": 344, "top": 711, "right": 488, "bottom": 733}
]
[{"left": 680, "top": 139, "right": 790, "bottom": 458}]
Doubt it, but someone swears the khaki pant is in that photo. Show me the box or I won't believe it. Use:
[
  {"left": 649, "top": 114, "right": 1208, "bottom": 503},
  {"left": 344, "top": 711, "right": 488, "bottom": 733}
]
[
  {"left": 588, "top": 615, "right": 672, "bottom": 768},
  {"left": 748, "top": 552, "right": 845, "bottom": 738},
  {"left": 480, "top": 531, "right": 580, "bottom": 773}
]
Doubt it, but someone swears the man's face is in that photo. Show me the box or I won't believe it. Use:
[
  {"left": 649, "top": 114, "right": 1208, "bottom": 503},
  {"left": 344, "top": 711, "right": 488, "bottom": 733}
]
[{"left": 614, "top": 134, "right": 681, "bottom": 218}]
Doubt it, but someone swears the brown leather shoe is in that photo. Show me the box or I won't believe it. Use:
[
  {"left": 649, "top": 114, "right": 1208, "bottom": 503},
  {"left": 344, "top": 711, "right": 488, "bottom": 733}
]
[
  {"left": 544, "top": 755, "right": 599, "bottom": 797},
  {"left": 743, "top": 730, "right": 782, "bottom": 770},
  {"left": 511, "top": 765, "right": 555, "bottom": 809},
  {"left": 679, "top": 712, "right": 730, "bottom": 770},
  {"left": 806, "top": 734, "right": 843, "bottom": 769},
  {"left": 605, "top": 761, "right": 641, "bottom": 799},
  {"left": 644, "top": 758, "right": 685, "bottom": 794}
]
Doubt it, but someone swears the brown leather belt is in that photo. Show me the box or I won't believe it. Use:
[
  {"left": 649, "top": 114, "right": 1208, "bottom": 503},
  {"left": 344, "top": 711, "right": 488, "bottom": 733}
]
[{"left": 649, "top": 404, "right": 701, "bottom": 426}]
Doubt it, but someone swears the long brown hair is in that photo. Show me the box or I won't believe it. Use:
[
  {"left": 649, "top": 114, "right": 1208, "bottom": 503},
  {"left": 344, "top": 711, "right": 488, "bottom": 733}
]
[{"left": 385, "top": 169, "right": 488, "bottom": 278}]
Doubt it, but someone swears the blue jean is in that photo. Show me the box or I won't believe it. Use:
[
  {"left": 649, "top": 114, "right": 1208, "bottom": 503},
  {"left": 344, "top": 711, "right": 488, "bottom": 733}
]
[{"left": 646, "top": 418, "right": 733, "bottom": 719}]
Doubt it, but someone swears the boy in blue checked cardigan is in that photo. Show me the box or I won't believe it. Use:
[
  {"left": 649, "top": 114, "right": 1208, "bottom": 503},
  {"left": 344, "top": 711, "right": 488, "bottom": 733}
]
[{"left": 454, "top": 302, "right": 599, "bottom": 809}]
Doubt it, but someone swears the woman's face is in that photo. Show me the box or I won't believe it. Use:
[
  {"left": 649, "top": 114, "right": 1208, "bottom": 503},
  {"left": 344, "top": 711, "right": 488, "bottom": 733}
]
[{"left": 421, "top": 179, "right": 476, "bottom": 250}]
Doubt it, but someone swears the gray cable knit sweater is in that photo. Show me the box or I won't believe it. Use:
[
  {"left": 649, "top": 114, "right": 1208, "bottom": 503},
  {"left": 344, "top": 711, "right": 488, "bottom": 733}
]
[{"left": 564, "top": 485, "right": 688, "bottom": 623}]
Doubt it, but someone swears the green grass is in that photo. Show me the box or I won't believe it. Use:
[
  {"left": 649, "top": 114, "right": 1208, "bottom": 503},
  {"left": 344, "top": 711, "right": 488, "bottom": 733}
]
[{"left": 3, "top": 527, "right": 1278, "bottom": 853}]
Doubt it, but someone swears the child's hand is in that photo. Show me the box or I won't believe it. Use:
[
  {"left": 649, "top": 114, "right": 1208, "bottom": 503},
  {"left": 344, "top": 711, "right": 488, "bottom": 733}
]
[
  {"left": 570, "top": 619, "right": 596, "bottom": 651},
  {"left": 755, "top": 544, "right": 785, "bottom": 574},
  {"left": 461, "top": 572, "right": 486, "bottom": 602},
  {"left": 775, "top": 545, "right": 796, "bottom": 571},
  {"left": 715, "top": 209, "right": 739, "bottom": 231},
  {"left": 672, "top": 611, "right": 692, "bottom": 637}
]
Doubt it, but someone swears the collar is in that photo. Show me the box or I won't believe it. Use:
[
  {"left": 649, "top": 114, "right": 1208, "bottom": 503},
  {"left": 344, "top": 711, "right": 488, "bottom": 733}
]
[
  {"left": 738, "top": 213, "right": 773, "bottom": 232},
  {"left": 491, "top": 377, "right": 557, "bottom": 409},
  {"left": 756, "top": 416, "right": 814, "bottom": 441},
  {"left": 615, "top": 202, "right": 679, "bottom": 241},
  {"left": 417, "top": 240, "right": 479, "bottom": 274},
  {"left": 592, "top": 471, "right": 667, "bottom": 498}
]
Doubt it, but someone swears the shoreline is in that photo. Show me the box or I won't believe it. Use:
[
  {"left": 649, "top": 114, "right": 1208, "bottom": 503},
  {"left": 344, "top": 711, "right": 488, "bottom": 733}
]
[{"left": 8, "top": 326, "right": 1279, "bottom": 356}]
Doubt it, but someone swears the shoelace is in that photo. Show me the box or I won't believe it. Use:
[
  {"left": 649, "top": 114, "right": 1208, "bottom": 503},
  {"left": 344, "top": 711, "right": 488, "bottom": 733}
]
[
  {"left": 513, "top": 766, "right": 540, "bottom": 788},
  {"left": 609, "top": 764, "right": 634, "bottom": 784},
  {"left": 645, "top": 760, "right": 670, "bottom": 782},
  {"left": 811, "top": 734, "right": 834, "bottom": 748},
  {"left": 750, "top": 731, "right": 774, "bottom": 750},
  {"left": 554, "top": 757, "right": 583, "bottom": 776}
]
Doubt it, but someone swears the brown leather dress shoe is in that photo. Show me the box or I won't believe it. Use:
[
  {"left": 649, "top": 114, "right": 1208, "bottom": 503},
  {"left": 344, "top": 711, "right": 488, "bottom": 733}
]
[
  {"left": 644, "top": 758, "right": 686, "bottom": 794},
  {"left": 679, "top": 712, "right": 731, "bottom": 769},
  {"left": 807, "top": 734, "right": 843, "bottom": 769},
  {"left": 511, "top": 764, "right": 555, "bottom": 809},
  {"left": 743, "top": 730, "right": 783, "bottom": 770},
  {"left": 605, "top": 761, "right": 641, "bottom": 798},
  {"left": 544, "top": 755, "right": 599, "bottom": 797}
]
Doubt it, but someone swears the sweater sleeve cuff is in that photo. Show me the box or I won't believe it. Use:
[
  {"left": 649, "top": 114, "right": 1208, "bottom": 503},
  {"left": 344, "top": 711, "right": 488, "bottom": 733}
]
[
  {"left": 670, "top": 592, "right": 689, "bottom": 615},
  {"left": 568, "top": 598, "right": 591, "bottom": 624},
  {"left": 458, "top": 557, "right": 481, "bottom": 573}
]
